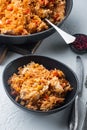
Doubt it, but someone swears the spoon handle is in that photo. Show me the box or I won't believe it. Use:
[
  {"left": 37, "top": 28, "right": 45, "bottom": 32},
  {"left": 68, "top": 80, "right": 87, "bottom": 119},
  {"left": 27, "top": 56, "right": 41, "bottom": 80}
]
[{"left": 45, "top": 19, "right": 76, "bottom": 44}]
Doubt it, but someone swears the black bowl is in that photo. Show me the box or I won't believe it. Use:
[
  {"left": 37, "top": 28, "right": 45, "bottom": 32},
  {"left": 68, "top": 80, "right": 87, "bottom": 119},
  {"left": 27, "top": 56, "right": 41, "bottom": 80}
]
[
  {"left": 3, "top": 55, "right": 78, "bottom": 115},
  {"left": 0, "top": 0, "right": 73, "bottom": 45}
]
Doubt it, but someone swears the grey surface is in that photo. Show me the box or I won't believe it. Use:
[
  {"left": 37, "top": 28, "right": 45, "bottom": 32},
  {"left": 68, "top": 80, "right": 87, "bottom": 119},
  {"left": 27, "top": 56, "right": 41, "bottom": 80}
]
[{"left": 0, "top": 0, "right": 87, "bottom": 130}]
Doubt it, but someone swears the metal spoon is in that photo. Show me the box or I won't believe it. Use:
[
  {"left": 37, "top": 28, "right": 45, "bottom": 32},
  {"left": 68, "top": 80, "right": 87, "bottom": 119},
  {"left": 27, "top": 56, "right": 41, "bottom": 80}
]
[{"left": 45, "top": 19, "right": 76, "bottom": 44}]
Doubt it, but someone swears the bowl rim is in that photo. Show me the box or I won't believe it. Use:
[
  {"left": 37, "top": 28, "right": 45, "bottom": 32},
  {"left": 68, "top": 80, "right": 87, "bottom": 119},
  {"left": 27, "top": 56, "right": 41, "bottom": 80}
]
[
  {"left": 3, "top": 54, "right": 78, "bottom": 114},
  {"left": 0, "top": 0, "right": 73, "bottom": 38}
]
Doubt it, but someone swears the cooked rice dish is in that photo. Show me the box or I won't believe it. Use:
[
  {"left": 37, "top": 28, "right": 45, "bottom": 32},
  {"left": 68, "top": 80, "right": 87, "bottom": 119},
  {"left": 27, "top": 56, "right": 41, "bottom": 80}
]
[
  {"left": 0, "top": 0, "right": 66, "bottom": 35},
  {"left": 8, "top": 62, "right": 72, "bottom": 111}
]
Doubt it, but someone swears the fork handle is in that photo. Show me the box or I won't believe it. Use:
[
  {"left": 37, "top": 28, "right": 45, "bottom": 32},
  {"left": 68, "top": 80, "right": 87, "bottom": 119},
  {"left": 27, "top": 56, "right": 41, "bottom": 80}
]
[{"left": 82, "top": 102, "right": 87, "bottom": 130}]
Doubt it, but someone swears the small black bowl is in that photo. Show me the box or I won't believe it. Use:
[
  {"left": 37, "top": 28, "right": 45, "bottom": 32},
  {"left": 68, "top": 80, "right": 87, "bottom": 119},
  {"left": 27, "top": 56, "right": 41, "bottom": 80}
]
[
  {"left": 70, "top": 34, "right": 87, "bottom": 54},
  {"left": 3, "top": 55, "right": 78, "bottom": 115}
]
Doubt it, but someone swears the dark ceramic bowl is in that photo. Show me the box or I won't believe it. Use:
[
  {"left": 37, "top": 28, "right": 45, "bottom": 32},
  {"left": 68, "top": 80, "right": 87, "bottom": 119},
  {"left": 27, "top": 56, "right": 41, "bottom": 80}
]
[
  {"left": 0, "top": 0, "right": 73, "bottom": 45},
  {"left": 3, "top": 55, "right": 78, "bottom": 115}
]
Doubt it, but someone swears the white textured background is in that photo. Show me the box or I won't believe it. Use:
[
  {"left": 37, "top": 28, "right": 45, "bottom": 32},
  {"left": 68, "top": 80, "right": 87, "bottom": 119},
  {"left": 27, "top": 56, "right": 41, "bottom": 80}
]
[{"left": 0, "top": 0, "right": 87, "bottom": 130}]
